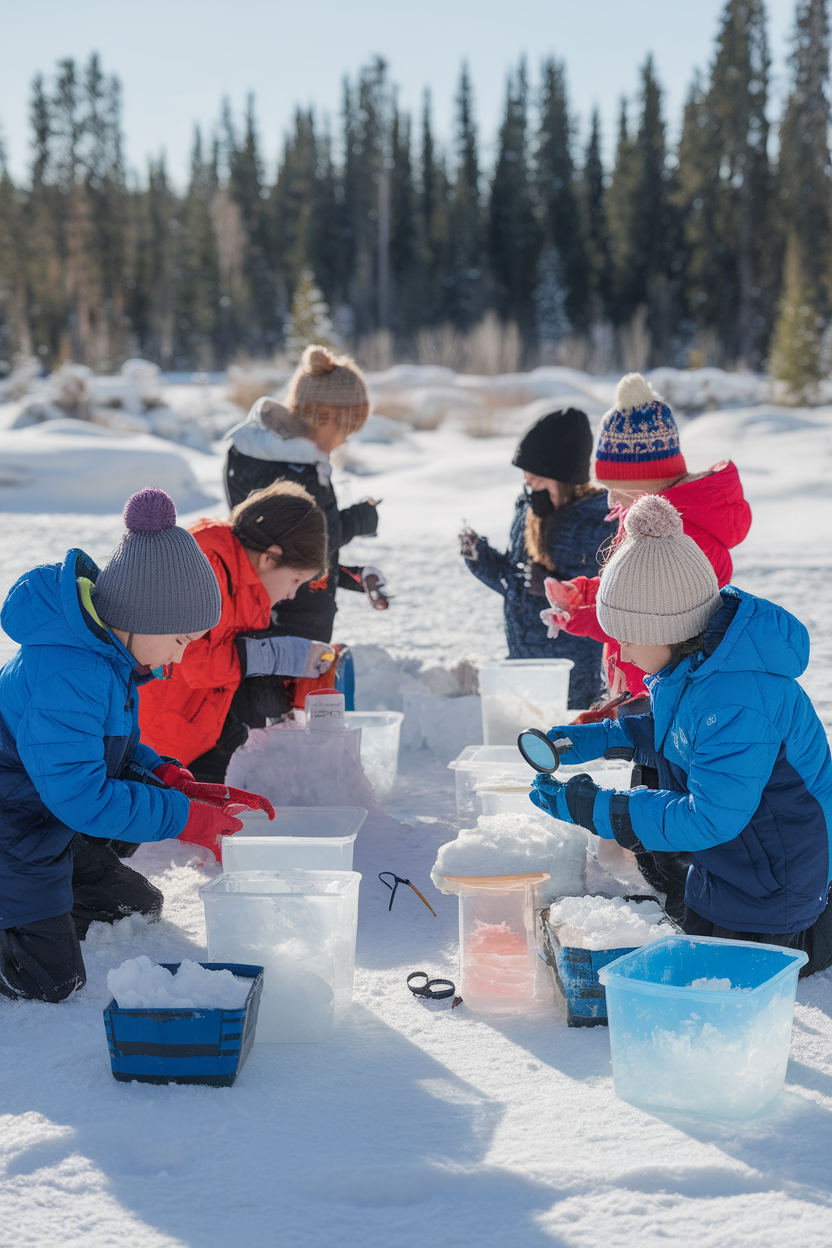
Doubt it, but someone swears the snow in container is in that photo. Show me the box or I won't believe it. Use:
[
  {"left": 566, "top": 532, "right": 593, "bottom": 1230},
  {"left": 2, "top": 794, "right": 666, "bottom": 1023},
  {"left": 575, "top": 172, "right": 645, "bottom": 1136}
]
[
  {"left": 442, "top": 873, "right": 550, "bottom": 1013},
  {"left": 478, "top": 659, "right": 573, "bottom": 745},
  {"left": 598, "top": 935, "right": 808, "bottom": 1118},
  {"left": 200, "top": 870, "right": 361, "bottom": 1043},
  {"left": 448, "top": 746, "right": 524, "bottom": 819},
  {"left": 221, "top": 807, "right": 367, "bottom": 873},
  {"left": 226, "top": 723, "right": 375, "bottom": 808},
  {"left": 344, "top": 711, "right": 403, "bottom": 797},
  {"left": 103, "top": 962, "right": 264, "bottom": 1086}
]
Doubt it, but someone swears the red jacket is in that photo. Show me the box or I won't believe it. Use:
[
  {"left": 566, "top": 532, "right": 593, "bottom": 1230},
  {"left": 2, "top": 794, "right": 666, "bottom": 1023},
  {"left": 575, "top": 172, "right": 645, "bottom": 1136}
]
[
  {"left": 138, "top": 520, "right": 271, "bottom": 766},
  {"left": 564, "top": 461, "right": 752, "bottom": 699}
]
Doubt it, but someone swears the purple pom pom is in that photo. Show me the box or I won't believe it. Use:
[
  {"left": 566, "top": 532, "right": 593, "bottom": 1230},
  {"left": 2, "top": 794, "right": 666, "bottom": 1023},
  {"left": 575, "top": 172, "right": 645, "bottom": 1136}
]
[{"left": 123, "top": 488, "right": 177, "bottom": 533}]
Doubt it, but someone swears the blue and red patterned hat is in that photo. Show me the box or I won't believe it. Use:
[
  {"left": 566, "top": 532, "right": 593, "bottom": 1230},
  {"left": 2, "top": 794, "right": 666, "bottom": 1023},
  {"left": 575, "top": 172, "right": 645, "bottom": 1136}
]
[{"left": 594, "top": 373, "right": 687, "bottom": 482}]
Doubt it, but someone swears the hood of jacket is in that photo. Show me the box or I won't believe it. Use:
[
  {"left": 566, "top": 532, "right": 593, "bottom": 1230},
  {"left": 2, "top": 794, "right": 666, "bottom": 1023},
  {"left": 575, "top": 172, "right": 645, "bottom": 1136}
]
[
  {"left": 1, "top": 549, "right": 133, "bottom": 672},
  {"left": 225, "top": 396, "right": 331, "bottom": 480},
  {"left": 663, "top": 460, "right": 751, "bottom": 551},
  {"left": 647, "top": 587, "right": 809, "bottom": 743}
]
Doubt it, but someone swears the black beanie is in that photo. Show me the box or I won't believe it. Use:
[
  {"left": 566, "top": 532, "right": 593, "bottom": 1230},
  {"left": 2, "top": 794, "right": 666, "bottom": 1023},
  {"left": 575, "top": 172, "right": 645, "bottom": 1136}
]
[{"left": 512, "top": 407, "right": 593, "bottom": 484}]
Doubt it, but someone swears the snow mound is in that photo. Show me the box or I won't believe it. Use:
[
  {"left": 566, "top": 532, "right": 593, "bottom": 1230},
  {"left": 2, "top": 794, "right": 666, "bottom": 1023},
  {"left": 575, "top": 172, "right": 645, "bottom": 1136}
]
[
  {"left": 107, "top": 956, "right": 251, "bottom": 1010},
  {"left": 0, "top": 420, "right": 215, "bottom": 513},
  {"left": 547, "top": 895, "right": 669, "bottom": 950},
  {"left": 431, "top": 812, "right": 588, "bottom": 904}
]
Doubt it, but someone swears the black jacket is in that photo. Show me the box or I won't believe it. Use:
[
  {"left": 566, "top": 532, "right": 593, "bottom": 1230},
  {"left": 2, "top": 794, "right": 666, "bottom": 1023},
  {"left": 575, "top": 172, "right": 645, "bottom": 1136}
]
[
  {"left": 225, "top": 444, "right": 377, "bottom": 642},
  {"left": 464, "top": 491, "right": 616, "bottom": 708}
]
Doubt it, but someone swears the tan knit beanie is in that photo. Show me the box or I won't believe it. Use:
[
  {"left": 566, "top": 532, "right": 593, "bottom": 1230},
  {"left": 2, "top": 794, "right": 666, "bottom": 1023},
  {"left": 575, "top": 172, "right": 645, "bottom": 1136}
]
[
  {"left": 286, "top": 345, "right": 369, "bottom": 432},
  {"left": 596, "top": 495, "right": 722, "bottom": 645}
]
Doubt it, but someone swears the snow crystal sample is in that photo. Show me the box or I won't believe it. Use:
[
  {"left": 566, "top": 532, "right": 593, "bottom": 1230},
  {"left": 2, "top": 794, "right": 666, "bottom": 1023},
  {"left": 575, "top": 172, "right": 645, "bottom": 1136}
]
[
  {"left": 547, "top": 895, "right": 671, "bottom": 951},
  {"left": 478, "top": 659, "right": 572, "bottom": 745},
  {"left": 200, "top": 870, "right": 361, "bottom": 1043},
  {"left": 598, "top": 936, "right": 807, "bottom": 1118},
  {"left": 226, "top": 724, "right": 375, "bottom": 808},
  {"left": 343, "top": 711, "right": 403, "bottom": 797},
  {"left": 107, "top": 956, "right": 251, "bottom": 1010},
  {"left": 432, "top": 812, "right": 588, "bottom": 904}
]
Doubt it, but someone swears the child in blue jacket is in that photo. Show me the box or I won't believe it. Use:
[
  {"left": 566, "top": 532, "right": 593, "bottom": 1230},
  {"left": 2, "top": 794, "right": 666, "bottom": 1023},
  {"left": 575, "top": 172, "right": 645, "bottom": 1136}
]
[
  {"left": 531, "top": 494, "right": 832, "bottom": 972},
  {"left": 0, "top": 488, "right": 272, "bottom": 1003}
]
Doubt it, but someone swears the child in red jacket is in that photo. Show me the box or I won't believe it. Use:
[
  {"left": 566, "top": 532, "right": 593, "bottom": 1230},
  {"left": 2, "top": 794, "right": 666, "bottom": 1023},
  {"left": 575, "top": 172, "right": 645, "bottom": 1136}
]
[{"left": 543, "top": 373, "right": 752, "bottom": 703}]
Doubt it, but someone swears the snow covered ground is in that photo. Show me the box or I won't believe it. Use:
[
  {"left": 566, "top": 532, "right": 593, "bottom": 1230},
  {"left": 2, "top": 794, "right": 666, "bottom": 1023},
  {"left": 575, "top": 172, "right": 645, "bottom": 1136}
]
[{"left": 1, "top": 393, "right": 832, "bottom": 1246}]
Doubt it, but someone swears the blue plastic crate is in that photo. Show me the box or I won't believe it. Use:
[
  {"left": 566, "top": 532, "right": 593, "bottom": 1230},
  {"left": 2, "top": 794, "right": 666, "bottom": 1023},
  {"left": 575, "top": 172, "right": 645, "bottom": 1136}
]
[
  {"left": 540, "top": 898, "right": 678, "bottom": 1027},
  {"left": 104, "top": 962, "right": 264, "bottom": 1087}
]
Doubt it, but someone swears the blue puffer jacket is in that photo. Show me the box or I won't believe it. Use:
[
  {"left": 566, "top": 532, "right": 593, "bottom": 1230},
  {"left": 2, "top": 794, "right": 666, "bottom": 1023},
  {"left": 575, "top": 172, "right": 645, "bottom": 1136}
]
[
  {"left": 547, "top": 588, "right": 832, "bottom": 933},
  {"left": 0, "top": 549, "right": 189, "bottom": 928},
  {"left": 464, "top": 492, "right": 616, "bottom": 708}
]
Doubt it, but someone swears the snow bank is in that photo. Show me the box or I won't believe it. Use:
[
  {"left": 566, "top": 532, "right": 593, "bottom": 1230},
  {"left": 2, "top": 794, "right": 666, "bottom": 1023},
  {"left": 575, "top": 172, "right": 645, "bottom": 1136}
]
[
  {"left": 0, "top": 419, "right": 215, "bottom": 513},
  {"left": 107, "top": 956, "right": 251, "bottom": 1009},
  {"left": 431, "top": 812, "right": 588, "bottom": 904},
  {"left": 547, "top": 895, "right": 669, "bottom": 950}
]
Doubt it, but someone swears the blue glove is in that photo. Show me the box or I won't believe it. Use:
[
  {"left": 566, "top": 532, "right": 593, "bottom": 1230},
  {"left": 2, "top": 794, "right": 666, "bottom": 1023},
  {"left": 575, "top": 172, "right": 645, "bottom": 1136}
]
[
  {"left": 243, "top": 635, "right": 335, "bottom": 679},
  {"left": 531, "top": 771, "right": 605, "bottom": 834}
]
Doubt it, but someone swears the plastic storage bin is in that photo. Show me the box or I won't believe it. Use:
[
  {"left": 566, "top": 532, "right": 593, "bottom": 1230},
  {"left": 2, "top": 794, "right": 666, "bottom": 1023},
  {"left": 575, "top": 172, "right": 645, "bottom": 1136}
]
[
  {"left": 478, "top": 782, "right": 533, "bottom": 816},
  {"left": 448, "top": 745, "right": 530, "bottom": 819},
  {"left": 598, "top": 936, "right": 808, "bottom": 1118},
  {"left": 200, "top": 870, "right": 361, "bottom": 1043},
  {"left": 479, "top": 659, "right": 573, "bottom": 745},
  {"left": 443, "top": 873, "right": 550, "bottom": 1012},
  {"left": 221, "top": 807, "right": 367, "bottom": 873},
  {"left": 104, "top": 962, "right": 264, "bottom": 1086},
  {"left": 344, "top": 711, "right": 403, "bottom": 797}
]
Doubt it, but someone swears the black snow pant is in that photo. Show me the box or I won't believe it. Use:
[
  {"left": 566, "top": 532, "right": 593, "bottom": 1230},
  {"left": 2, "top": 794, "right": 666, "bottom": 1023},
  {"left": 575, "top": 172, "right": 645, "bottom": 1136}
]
[
  {"left": 683, "top": 889, "right": 832, "bottom": 979},
  {"left": 0, "top": 835, "right": 163, "bottom": 1003}
]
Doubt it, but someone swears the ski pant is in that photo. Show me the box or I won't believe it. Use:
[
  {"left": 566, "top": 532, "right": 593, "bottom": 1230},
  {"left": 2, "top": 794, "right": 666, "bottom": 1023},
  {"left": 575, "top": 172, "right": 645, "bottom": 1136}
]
[
  {"left": 683, "top": 891, "right": 832, "bottom": 978},
  {"left": 0, "top": 834, "right": 164, "bottom": 1003}
]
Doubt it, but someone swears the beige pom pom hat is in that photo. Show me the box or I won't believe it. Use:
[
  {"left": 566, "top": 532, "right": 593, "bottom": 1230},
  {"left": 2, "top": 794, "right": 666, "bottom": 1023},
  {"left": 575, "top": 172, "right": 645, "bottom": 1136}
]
[
  {"left": 597, "top": 494, "right": 722, "bottom": 645},
  {"left": 285, "top": 345, "right": 369, "bottom": 433}
]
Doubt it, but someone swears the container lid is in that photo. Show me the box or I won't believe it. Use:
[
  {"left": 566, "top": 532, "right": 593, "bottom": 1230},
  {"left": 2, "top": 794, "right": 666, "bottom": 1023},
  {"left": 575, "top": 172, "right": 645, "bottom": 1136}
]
[
  {"left": 479, "top": 659, "right": 575, "bottom": 671},
  {"left": 237, "top": 806, "right": 367, "bottom": 838},
  {"left": 344, "top": 711, "right": 404, "bottom": 726},
  {"left": 199, "top": 869, "right": 362, "bottom": 898},
  {"left": 442, "top": 872, "right": 550, "bottom": 893}
]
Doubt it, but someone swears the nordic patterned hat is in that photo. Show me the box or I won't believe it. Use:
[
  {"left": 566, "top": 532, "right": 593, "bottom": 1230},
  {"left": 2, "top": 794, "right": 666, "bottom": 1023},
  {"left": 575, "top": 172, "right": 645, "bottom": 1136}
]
[{"left": 594, "top": 373, "right": 687, "bottom": 482}]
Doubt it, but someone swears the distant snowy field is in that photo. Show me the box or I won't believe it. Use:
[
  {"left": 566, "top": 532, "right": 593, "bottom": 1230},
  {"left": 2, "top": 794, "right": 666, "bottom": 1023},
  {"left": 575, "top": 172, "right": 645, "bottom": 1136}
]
[{"left": 1, "top": 373, "right": 831, "bottom": 1247}]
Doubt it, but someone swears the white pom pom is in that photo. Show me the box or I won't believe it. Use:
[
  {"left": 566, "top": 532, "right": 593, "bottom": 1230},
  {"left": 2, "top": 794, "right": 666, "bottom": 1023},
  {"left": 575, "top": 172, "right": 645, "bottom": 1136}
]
[
  {"left": 615, "top": 372, "right": 659, "bottom": 412},
  {"left": 624, "top": 494, "right": 683, "bottom": 540}
]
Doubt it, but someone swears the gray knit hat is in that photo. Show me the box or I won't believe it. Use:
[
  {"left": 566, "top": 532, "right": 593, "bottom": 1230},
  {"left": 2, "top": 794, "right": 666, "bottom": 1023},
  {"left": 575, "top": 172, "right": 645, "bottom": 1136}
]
[
  {"left": 94, "top": 488, "right": 222, "bottom": 634},
  {"left": 596, "top": 494, "right": 721, "bottom": 645}
]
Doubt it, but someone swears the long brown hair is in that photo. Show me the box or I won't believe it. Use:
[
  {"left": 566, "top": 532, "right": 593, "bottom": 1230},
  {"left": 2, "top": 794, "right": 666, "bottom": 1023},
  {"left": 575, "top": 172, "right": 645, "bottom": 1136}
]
[
  {"left": 524, "top": 481, "right": 604, "bottom": 571},
  {"left": 230, "top": 481, "right": 328, "bottom": 573}
]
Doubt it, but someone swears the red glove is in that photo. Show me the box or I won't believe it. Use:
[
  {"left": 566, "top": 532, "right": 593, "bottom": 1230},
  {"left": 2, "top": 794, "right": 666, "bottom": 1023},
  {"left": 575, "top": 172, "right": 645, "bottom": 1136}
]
[
  {"left": 153, "top": 764, "right": 275, "bottom": 819},
  {"left": 179, "top": 801, "right": 244, "bottom": 861}
]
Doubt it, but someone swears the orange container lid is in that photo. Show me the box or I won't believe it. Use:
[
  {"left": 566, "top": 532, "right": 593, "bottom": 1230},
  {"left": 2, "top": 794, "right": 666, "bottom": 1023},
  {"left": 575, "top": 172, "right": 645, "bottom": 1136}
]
[{"left": 442, "top": 872, "right": 550, "bottom": 891}]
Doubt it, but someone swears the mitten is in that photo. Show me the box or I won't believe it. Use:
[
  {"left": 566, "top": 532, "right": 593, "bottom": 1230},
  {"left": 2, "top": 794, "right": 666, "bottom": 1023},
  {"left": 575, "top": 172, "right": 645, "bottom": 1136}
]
[{"left": 179, "top": 802, "right": 244, "bottom": 860}]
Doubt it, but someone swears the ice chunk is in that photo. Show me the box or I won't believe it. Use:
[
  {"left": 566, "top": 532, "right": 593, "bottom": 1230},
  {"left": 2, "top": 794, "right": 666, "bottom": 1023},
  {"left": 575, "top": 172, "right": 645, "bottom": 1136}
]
[
  {"left": 431, "top": 811, "right": 588, "bottom": 903},
  {"left": 688, "top": 976, "right": 738, "bottom": 992},
  {"left": 547, "top": 895, "right": 670, "bottom": 950},
  {"left": 107, "top": 956, "right": 251, "bottom": 1010}
]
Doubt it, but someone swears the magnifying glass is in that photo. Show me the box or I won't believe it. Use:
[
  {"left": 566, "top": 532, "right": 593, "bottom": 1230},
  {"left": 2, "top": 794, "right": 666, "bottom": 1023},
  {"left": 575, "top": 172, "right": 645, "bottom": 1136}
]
[{"left": 517, "top": 728, "right": 573, "bottom": 774}]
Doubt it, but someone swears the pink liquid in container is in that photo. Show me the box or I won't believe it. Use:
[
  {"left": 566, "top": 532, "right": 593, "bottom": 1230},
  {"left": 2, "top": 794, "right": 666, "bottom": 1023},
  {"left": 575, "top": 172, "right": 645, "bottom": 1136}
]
[{"left": 443, "top": 873, "right": 550, "bottom": 1013}]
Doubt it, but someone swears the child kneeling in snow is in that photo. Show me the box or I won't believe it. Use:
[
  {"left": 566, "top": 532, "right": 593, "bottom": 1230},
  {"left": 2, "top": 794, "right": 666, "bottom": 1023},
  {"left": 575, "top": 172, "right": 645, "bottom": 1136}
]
[
  {"left": 531, "top": 494, "right": 832, "bottom": 975},
  {"left": 0, "top": 489, "right": 272, "bottom": 1004}
]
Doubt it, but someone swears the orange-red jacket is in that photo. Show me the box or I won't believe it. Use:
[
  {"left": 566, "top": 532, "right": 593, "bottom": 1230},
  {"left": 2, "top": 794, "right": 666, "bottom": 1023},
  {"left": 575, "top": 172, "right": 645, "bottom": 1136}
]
[
  {"left": 563, "top": 461, "right": 752, "bottom": 699},
  {"left": 138, "top": 520, "right": 271, "bottom": 765}
]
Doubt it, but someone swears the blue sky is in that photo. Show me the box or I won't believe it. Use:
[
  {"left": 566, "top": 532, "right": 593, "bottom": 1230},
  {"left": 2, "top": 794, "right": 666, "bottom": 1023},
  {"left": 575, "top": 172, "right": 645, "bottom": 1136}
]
[{"left": 1, "top": 0, "right": 800, "bottom": 186}]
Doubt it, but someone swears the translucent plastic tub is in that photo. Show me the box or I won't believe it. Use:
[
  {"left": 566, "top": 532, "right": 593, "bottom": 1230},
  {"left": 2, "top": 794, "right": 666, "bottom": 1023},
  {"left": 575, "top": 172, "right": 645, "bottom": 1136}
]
[
  {"left": 479, "top": 659, "right": 573, "bottom": 745},
  {"left": 598, "top": 935, "right": 808, "bottom": 1117},
  {"left": 200, "top": 870, "right": 361, "bottom": 1043},
  {"left": 221, "top": 807, "right": 367, "bottom": 873},
  {"left": 448, "top": 745, "right": 530, "bottom": 819},
  {"left": 344, "top": 711, "right": 403, "bottom": 797},
  {"left": 443, "top": 873, "right": 550, "bottom": 1012},
  {"left": 477, "top": 784, "right": 533, "bottom": 816}
]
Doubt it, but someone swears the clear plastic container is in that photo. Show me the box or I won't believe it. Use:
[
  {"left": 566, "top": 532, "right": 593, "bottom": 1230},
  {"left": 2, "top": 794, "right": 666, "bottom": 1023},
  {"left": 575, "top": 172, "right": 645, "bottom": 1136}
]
[
  {"left": 200, "top": 870, "right": 361, "bottom": 1043},
  {"left": 221, "top": 807, "right": 368, "bottom": 873},
  {"left": 443, "top": 873, "right": 550, "bottom": 1012},
  {"left": 448, "top": 745, "right": 530, "bottom": 819},
  {"left": 477, "top": 784, "right": 533, "bottom": 816},
  {"left": 344, "top": 711, "right": 403, "bottom": 797},
  {"left": 479, "top": 659, "right": 574, "bottom": 745},
  {"left": 598, "top": 935, "right": 808, "bottom": 1118}
]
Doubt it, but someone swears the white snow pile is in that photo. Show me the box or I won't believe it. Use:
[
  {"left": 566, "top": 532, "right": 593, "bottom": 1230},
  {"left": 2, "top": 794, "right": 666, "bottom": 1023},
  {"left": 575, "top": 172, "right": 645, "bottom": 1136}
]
[
  {"left": 0, "top": 419, "right": 214, "bottom": 513},
  {"left": 688, "top": 976, "right": 747, "bottom": 992},
  {"left": 107, "top": 956, "right": 251, "bottom": 1010},
  {"left": 431, "top": 812, "right": 588, "bottom": 904},
  {"left": 547, "top": 895, "right": 670, "bottom": 950}
]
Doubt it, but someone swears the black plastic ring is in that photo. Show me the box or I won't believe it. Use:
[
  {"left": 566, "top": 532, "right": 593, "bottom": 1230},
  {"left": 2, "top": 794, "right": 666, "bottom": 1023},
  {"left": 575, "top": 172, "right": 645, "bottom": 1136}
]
[
  {"left": 422, "top": 979, "right": 456, "bottom": 1000},
  {"left": 407, "top": 971, "right": 430, "bottom": 996}
]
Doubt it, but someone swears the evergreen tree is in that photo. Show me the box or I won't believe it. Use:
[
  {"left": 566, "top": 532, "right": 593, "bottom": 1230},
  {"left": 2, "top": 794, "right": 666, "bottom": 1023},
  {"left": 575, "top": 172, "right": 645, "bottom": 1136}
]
[
  {"left": 769, "top": 231, "right": 823, "bottom": 401},
  {"left": 536, "top": 58, "right": 587, "bottom": 332},
  {"left": 172, "top": 128, "right": 220, "bottom": 368},
  {"left": 227, "top": 95, "right": 278, "bottom": 352},
  {"left": 581, "top": 109, "right": 614, "bottom": 324},
  {"left": 341, "top": 57, "right": 389, "bottom": 334},
  {"left": 488, "top": 60, "right": 539, "bottom": 338},
  {"left": 389, "top": 101, "right": 419, "bottom": 333},
  {"left": 675, "top": 71, "right": 723, "bottom": 358},
  {"left": 417, "top": 89, "right": 448, "bottom": 325},
  {"left": 271, "top": 108, "right": 320, "bottom": 315},
  {"left": 445, "top": 64, "right": 484, "bottom": 329},
  {"left": 778, "top": 0, "right": 832, "bottom": 318},
  {"left": 284, "top": 268, "right": 339, "bottom": 359},
  {"left": 128, "top": 156, "right": 177, "bottom": 365}
]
